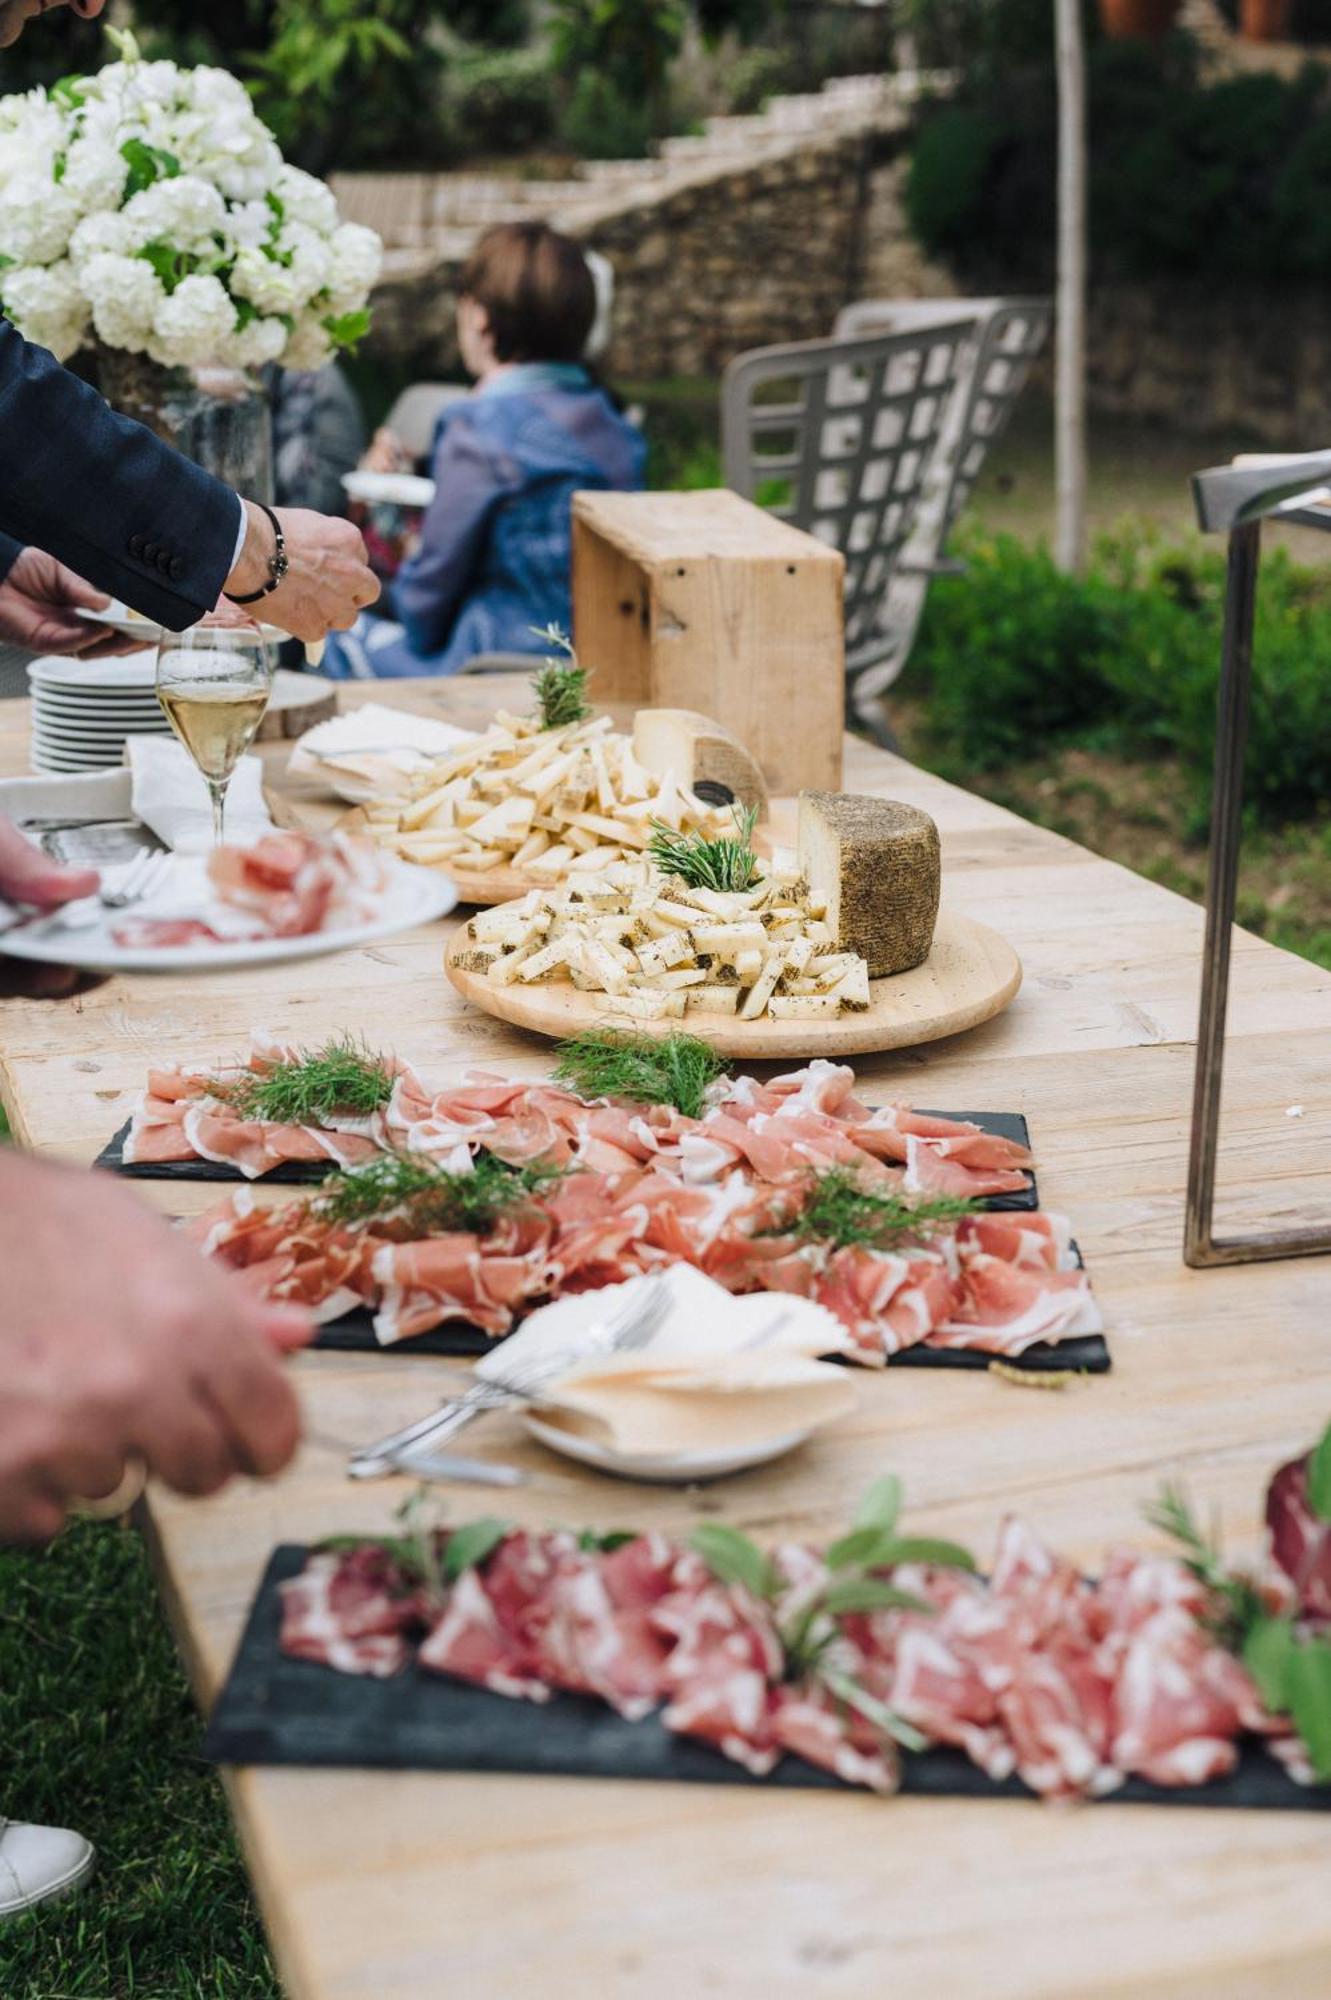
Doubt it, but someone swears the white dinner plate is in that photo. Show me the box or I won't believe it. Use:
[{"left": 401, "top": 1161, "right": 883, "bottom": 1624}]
[
  {"left": 522, "top": 1412, "right": 815, "bottom": 1484},
  {"left": 35, "top": 701, "right": 165, "bottom": 719},
  {"left": 73, "top": 606, "right": 290, "bottom": 646},
  {"left": 28, "top": 651, "right": 159, "bottom": 689},
  {"left": 32, "top": 720, "right": 167, "bottom": 741},
  {"left": 342, "top": 469, "right": 437, "bottom": 509},
  {"left": 0, "top": 853, "right": 458, "bottom": 973}
]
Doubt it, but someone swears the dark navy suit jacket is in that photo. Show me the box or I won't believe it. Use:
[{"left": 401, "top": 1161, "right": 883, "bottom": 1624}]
[{"left": 0, "top": 320, "right": 241, "bottom": 630}]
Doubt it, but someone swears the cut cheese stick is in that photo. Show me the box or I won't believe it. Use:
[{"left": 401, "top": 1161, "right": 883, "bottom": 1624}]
[{"left": 685, "top": 984, "right": 741, "bottom": 1015}]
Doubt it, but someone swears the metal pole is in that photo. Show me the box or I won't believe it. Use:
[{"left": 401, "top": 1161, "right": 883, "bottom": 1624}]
[{"left": 1053, "top": 0, "right": 1087, "bottom": 576}]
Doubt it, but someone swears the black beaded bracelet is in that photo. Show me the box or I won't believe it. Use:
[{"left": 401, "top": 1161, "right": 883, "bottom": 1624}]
[{"left": 224, "top": 502, "right": 290, "bottom": 605}]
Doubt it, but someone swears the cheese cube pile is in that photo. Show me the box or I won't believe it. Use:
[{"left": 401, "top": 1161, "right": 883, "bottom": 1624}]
[
  {"left": 357, "top": 711, "right": 735, "bottom": 880},
  {"left": 457, "top": 856, "right": 874, "bottom": 1023}
]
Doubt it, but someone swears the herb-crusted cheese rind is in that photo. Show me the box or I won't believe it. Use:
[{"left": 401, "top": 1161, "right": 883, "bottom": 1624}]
[{"left": 797, "top": 792, "right": 940, "bottom": 978}]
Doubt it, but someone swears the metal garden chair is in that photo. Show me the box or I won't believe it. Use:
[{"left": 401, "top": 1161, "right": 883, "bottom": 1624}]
[{"left": 721, "top": 299, "right": 1050, "bottom": 737}]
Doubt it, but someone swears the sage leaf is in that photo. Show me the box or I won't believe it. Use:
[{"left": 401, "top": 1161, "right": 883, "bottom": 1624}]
[
  {"left": 854, "top": 1474, "right": 903, "bottom": 1536},
  {"left": 1242, "top": 1615, "right": 1296, "bottom": 1712},
  {"left": 1287, "top": 1638, "right": 1331, "bottom": 1783},
  {"left": 868, "top": 1535, "right": 978, "bottom": 1574},
  {"left": 442, "top": 1517, "right": 510, "bottom": 1582},
  {"left": 690, "top": 1523, "right": 776, "bottom": 1599},
  {"left": 1307, "top": 1421, "right": 1331, "bottom": 1522},
  {"left": 821, "top": 1578, "right": 931, "bottom": 1618}
]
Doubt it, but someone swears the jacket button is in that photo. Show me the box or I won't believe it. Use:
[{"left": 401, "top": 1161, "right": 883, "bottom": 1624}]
[
  {"left": 169, "top": 556, "right": 185, "bottom": 581},
  {"left": 129, "top": 534, "right": 146, "bottom": 557},
  {"left": 143, "top": 542, "right": 159, "bottom": 562},
  {"left": 156, "top": 551, "right": 172, "bottom": 573}
]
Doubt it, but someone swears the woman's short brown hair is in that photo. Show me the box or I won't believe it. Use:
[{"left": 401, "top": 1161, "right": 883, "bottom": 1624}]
[{"left": 459, "top": 222, "right": 597, "bottom": 366}]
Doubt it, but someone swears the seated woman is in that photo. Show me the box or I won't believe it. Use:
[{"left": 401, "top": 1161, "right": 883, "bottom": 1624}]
[{"left": 325, "top": 224, "right": 644, "bottom": 679}]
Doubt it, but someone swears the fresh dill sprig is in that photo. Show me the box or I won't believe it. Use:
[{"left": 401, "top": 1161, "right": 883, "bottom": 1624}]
[
  {"left": 552, "top": 1028, "right": 730, "bottom": 1120},
  {"left": 529, "top": 623, "right": 590, "bottom": 730},
  {"left": 787, "top": 1166, "right": 977, "bottom": 1253},
  {"left": 209, "top": 1036, "right": 395, "bottom": 1126},
  {"left": 313, "top": 1149, "right": 563, "bottom": 1235},
  {"left": 648, "top": 802, "right": 759, "bottom": 894}
]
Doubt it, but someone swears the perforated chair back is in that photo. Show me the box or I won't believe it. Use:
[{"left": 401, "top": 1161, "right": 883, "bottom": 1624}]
[{"left": 721, "top": 312, "right": 982, "bottom": 723}]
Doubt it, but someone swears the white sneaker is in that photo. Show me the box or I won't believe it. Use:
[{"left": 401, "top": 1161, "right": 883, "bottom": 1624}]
[{"left": 0, "top": 1819, "right": 95, "bottom": 1918}]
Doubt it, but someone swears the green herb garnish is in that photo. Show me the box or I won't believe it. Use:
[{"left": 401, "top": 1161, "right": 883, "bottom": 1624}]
[
  {"left": 552, "top": 1028, "right": 730, "bottom": 1120},
  {"left": 210, "top": 1035, "right": 395, "bottom": 1126},
  {"left": 313, "top": 1149, "right": 563, "bottom": 1235},
  {"left": 1147, "top": 1477, "right": 1331, "bottom": 1780},
  {"left": 649, "top": 803, "right": 759, "bottom": 894},
  {"left": 529, "top": 623, "right": 590, "bottom": 729},
  {"left": 787, "top": 1166, "right": 977, "bottom": 1252}
]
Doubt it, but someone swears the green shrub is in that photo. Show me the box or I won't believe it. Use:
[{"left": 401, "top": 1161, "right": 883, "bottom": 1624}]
[
  {"left": 447, "top": 46, "right": 557, "bottom": 157},
  {"left": 905, "top": 531, "right": 1331, "bottom": 828},
  {"left": 559, "top": 70, "right": 658, "bottom": 160},
  {"left": 723, "top": 45, "right": 796, "bottom": 116}
]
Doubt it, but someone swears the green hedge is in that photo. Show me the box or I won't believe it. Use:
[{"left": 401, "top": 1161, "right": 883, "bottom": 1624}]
[
  {"left": 906, "top": 13, "right": 1331, "bottom": 284},
  {"left": 904, "top": 531, "right": 1331, "bottom": 829}
]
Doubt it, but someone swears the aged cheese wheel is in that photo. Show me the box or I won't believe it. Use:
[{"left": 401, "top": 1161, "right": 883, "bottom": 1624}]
[
  {"left": 632, "top": 708, "right": 769, "bottom": 815},
  {"left": 798, "top": 791, "right": 941, "bottom": 978}
]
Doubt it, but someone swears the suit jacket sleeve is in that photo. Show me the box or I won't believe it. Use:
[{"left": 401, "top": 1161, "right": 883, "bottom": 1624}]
[{"left": 0, "top": 320, "right": 243, "bottom": 630}]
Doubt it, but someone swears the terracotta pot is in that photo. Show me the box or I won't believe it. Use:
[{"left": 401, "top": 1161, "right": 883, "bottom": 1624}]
[
  {"left": 1239, "top": 0, "right": 1293, "bottom": 39},
  {"left": 1097, "top": 0, "right": 1182, "bottom": 37}
]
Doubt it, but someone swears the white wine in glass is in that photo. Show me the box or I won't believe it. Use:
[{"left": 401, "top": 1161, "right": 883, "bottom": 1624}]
[{"left": 156, "top": 627, "right": 274, "bottom": 847}]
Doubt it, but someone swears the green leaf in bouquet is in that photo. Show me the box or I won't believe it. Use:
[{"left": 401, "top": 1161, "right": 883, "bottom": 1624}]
[
  {"left": 324, "top": 308, "right": 373, "bottom": 355},
  {"left": 1286, "top": 1638, "right": 1331, "bottom": 1783},
  {"left": 51, "top": 75, "right": 90, "bottom": 112},
  {"left": 120, "top": 138, "right": 181, "bottom": 200},
  {"left": 690, "top": 1523, "right": 778, "bottom": 1600}
]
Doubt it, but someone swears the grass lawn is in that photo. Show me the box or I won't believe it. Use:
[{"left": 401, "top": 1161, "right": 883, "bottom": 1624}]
[{"left": 0, "top": 1520, "right": 278, "bottom": 2000}]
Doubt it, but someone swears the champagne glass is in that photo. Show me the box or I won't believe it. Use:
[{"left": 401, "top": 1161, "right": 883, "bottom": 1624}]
[{"left": 156, "top": 626, "right": 274, "bottom": 848}]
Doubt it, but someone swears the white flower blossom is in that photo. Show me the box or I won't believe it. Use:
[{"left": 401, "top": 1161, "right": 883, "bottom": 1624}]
[
  {"left": 326, "top": 222, "right": 383, "bottom": 312},
  {"left": 231, "top": 314, "right": 290, "bottom": 370},
  {"left": 150, "top": 272, "right": 237, "bottom": 367},
  {"left": 229, "top": 244, "right": 304, "bottom": 317},
  {"left": 69, "top": 210, "right": 136, "bottom": 266},
  {"left": 122, "top": 175, "right": 227, "bottom": 254},
  {"left": 0, "top": 172, "right": 80, "bottom": 266},
  {"left": 282, "top": 314, "right": 334, "bottom": 373},
  {"left": 82, "top": 252, "right": 166, "bottom": 351},
  {"left": 0, "top": 52, "right": 378, "bottom": 372},
  {"left": 0, "top": 258, "right": 89, "bottom": 359},
  {"left": 277, "top": 165, "right": 339, "bottom": 236}
]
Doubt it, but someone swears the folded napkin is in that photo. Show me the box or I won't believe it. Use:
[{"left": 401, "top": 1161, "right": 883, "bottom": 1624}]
[
  {"left": 288, "top": 702, "right": 476, "bottom": 800},
  {"left": 128, "top": 736, "right": 274, "bottom": 855},
  {"left": 476, "top": 1265, "right": 857, "bottom": 1461}
]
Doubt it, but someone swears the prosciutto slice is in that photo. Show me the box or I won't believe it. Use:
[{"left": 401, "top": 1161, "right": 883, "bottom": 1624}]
[{"left": 280, "top": 1516, "right": 1283, "bottom": 1802}]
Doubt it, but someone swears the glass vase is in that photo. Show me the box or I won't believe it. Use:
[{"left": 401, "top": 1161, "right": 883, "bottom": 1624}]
[{"left": 96, "top": 346, "right": 274, "bottom": 506}]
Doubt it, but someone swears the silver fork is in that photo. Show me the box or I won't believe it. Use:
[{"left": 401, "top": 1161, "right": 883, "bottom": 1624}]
[
  {"left": 99, "top": 848, "right": 171, "bottom": 909},
  {"left": 347, "top": 1278, "right": 671, "bottom": 1481}
]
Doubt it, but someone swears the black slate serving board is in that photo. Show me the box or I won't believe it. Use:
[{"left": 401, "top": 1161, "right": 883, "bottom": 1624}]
[
  {"left": 203, "top": 1546, "right": 1324, "bottom": 1812},
  {"left": 97, "top": 1108, "right": 1041, "bottom": 1210}
]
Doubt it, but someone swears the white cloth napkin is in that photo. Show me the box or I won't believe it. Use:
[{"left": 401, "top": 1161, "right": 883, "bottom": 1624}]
[
  {"left": 127, "top": 736, "right": 274, "bottom": 855},
  {"left": 475, "top": 1265, "right": 857, "bottom": 1460},
  {"left": 288, "top": 702, "right": 476, "bottom": 799}
]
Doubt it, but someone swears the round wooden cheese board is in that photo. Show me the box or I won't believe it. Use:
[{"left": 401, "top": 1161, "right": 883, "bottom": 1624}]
[{"left": 444, "top": 908, "right": 1022, "bottom": 1058}]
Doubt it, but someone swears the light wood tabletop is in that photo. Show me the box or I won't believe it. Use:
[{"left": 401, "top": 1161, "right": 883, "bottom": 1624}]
[{"left": 1, "top": 678, "right": 1330, "bottom": 2000}]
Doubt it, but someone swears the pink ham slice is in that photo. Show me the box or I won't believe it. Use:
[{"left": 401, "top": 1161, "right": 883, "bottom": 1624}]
[{"left": 278, "top": 1547, "right": 418, "bottom": 1678}]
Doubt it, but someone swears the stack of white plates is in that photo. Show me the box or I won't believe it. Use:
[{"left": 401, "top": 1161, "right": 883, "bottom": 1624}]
[{"left": 27, "top": 653, "right": 173, "bottom": 774}]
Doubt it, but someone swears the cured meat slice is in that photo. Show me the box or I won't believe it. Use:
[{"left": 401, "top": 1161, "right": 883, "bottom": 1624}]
[{"left": 278, "top": 1547, "right": 418, "bottom": 1678}]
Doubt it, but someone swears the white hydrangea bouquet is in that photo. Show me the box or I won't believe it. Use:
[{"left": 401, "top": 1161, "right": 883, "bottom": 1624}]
[{"left": 0, "top": 28, "right": 383, "bottom": 376}]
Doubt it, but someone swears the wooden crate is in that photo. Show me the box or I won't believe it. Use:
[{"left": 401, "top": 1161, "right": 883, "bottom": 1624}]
[{"left": 571, "top": 489, "right": 844, "bottom": 796}]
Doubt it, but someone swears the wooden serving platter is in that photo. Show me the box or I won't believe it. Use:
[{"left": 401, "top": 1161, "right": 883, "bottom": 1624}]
[{"left": 445, "top": 908, "right": 1022, "bottom": 1058}]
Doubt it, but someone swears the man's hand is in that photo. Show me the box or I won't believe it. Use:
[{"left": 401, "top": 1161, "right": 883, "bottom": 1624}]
[
  {"left": 225, "top": 502, "right": 378, "bottom": 644},
  {"left": 0, "top": 816, "right": 99, "bottom": 998},
  {"left": 0, "top": 1153, "right": 312, "bottom": 1543},
  {"left": 0, "top": 548, "right": 129, "bottom": 657}
]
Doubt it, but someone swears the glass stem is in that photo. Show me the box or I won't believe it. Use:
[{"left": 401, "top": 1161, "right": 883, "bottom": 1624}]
[{"left": 208, "top": 777, "right": 228, "bottom": 849}]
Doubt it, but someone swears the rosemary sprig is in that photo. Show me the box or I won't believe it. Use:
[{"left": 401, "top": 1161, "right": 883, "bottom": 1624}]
[
  {"left": 1143, "top": 1483, "right": 1270, "bottom": 1650},
  {"left": 529, "top": 623, "right": 590, "bottom": 729},
  {"left": 787, "top": 1166, "right": 978, "bottom": 1253},
  {"left": 649, "top": 803, "right": 759, "bottom": 894},
  {"left": 552, "top": 1028, "right": 730, "bottom": 1120},
  {"left": 209, "top": 1035, "right": 395, "bottom": 1126},
  {"left": 312, "top": 1149, "right": 563, "bottom": 1235}
]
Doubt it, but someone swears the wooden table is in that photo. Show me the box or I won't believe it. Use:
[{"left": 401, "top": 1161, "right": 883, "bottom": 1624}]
[{"left": 2, "top": 680, "right": 1330, "bottom": 1999}]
